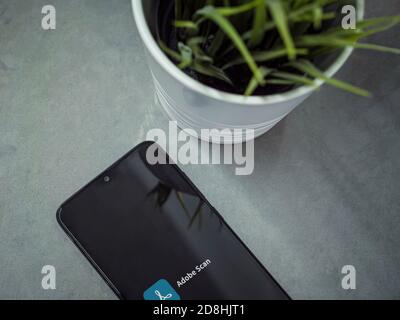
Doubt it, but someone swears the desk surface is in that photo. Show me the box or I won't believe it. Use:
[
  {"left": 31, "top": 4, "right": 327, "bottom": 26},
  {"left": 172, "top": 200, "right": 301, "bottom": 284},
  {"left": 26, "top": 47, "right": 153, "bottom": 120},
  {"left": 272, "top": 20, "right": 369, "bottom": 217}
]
[{"left": 0, "top": 0, "right": 399, "bottom": 299}]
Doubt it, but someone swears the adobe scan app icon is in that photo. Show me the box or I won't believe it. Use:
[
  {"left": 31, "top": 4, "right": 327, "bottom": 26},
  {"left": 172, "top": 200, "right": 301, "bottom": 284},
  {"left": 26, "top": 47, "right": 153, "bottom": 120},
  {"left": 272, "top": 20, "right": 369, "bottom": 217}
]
[{"left": 143, "top": 279, "right": 181, "bottom": 300}]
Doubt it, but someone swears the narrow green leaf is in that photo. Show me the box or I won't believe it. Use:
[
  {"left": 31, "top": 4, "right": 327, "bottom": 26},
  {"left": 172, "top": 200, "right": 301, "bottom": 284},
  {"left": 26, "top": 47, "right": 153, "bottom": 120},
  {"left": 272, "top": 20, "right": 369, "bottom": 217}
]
[
  {"left": 175, "top": 0, "right": 183, "bottom": 20},
  {"left": 173, "top": 20, "right": 199, "bottom": 31},
  {"left": 192, "top": 61, "right": 234, "bottom": 85},
  {"left": 289, "top": 60, "right": 371, "bottom": 97},
  {"left": 223, "top": 48, "right": 308, "bottom": 70},
  {"left": 297, "top": 34, "right": 400, "bottom": 54},
  {"left": 187, "top": 38, "right": 214, "bottom": 64},
  {"left": 159, "top": 41, "right": 182, "bottom": 62},
  {"left": 248, "top": 0, "right": 267, "bottom": 47},
  {"left": 196, "top": 5, "right": 264, "bottom": 84},
  {"left": 208, "top": 30, "right": 225, "bottom": 57},
  {"left": 245, "top": 67, "right": 271, "bottom": 96},
  {"left": 326, "top": 15, "right": 400, "bottom": 39},
  {"left": 177, "top": 42, "right": 193, "bottom": 69},
  {"left": 352, "top": 43, "right": 400, "bottom": 54},
  {"left": 215, "top": 0, "right": 259, "bottom": 16},
  {"left": 312, "top": 7, "right": 322, "bottom": 29},
  {"left": 265, "top": 79, "right": 298, "bottom": 85},
  {"left": 271, "top": 71, "right": 315, "bottom": 86},
  {"left": 266, "top": 0, "right": 296, "bottom": 60}
]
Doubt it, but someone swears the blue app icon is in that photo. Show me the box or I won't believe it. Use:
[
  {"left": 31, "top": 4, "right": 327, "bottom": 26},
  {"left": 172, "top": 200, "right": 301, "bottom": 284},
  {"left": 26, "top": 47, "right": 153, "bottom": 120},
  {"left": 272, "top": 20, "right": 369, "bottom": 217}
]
[{"left": 143, "top": 279, "right": 181, "bottom": 300}]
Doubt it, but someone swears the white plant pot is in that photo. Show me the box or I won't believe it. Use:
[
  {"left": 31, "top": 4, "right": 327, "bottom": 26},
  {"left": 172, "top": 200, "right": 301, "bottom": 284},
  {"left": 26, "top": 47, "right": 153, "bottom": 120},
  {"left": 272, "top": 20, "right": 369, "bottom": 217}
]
[{"left": 132, "top": 0, "right": 364, "bottom": 144}]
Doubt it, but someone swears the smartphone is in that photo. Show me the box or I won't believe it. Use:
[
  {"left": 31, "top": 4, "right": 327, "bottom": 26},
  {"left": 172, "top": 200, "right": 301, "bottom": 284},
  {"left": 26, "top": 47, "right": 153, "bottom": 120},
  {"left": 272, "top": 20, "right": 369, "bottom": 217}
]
[{"left": 57, "top": 141, "right": 289, "bottom": 300}]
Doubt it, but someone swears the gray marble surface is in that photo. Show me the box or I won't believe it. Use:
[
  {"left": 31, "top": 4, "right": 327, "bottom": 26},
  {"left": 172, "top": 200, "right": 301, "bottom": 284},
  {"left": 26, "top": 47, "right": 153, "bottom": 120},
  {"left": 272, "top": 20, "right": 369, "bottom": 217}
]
[{"left": 0, "top": 0, "right": 399, "bottom": 299}]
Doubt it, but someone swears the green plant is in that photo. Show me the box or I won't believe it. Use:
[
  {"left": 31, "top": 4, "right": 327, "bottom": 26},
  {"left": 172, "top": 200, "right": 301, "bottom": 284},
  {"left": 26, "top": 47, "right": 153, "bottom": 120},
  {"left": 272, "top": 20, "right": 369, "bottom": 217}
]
[{"left": 158, "top": 0, "right": 400, "bottom": 96}]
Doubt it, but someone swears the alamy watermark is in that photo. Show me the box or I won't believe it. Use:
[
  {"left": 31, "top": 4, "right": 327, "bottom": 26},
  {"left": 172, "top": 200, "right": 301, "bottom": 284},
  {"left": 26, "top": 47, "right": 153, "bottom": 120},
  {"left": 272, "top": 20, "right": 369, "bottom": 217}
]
[
  {"left": 41, "top": 3, "right": 357, "bottom": 31},
  {"left": 41, "top": 265, "right": 56, "bottom": 290},
  {"left": 341, "top": 265, "right": 356, "bottom": 290},
  {"left": 41, "top": 5, "right": 56, "bottom": 30},
  {"left": 146, "top": 121, "right": 255, "bottom": 176},
  {"left": 341, "top": 5, "right": 357, "bottom": 30}
]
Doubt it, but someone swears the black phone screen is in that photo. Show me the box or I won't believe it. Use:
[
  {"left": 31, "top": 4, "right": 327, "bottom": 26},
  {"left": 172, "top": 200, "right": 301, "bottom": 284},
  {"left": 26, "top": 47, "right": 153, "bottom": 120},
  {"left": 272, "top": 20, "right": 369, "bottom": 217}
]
[{"left": 57, "top": 142, "right": 289, "bottom": 300}]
